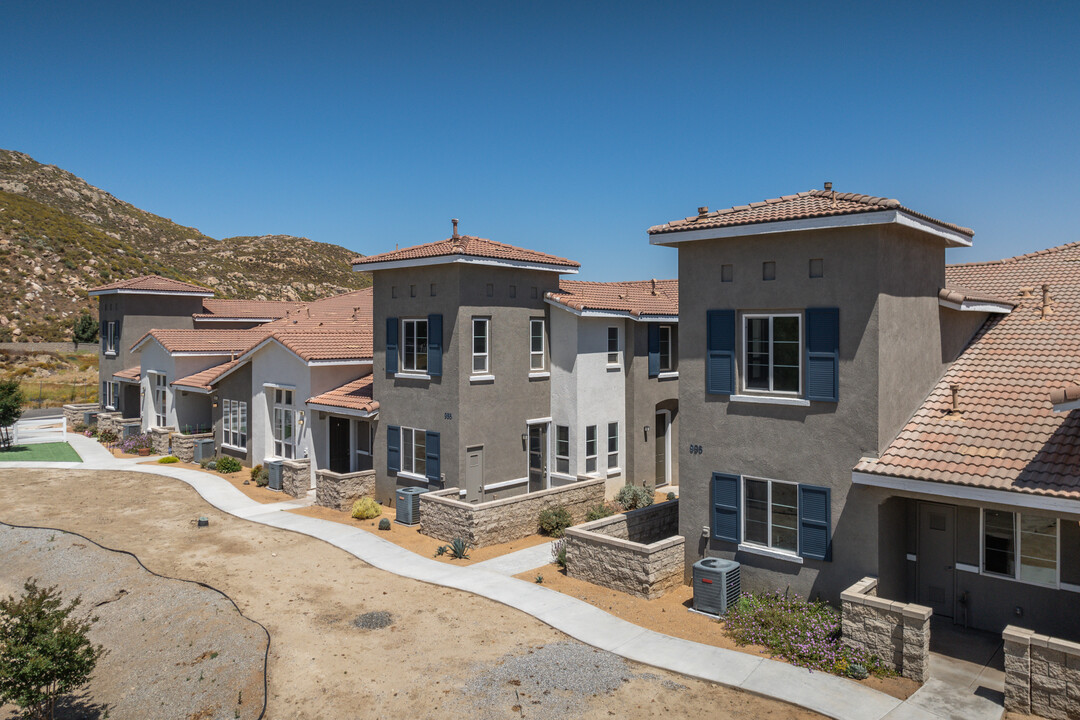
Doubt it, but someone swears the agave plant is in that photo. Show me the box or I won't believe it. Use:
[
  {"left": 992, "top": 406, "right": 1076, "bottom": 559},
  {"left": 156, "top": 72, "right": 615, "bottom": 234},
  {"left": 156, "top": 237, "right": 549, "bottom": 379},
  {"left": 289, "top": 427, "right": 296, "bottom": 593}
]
[{"left": 448, "top": 537, "right": 471, "bottom": 560}]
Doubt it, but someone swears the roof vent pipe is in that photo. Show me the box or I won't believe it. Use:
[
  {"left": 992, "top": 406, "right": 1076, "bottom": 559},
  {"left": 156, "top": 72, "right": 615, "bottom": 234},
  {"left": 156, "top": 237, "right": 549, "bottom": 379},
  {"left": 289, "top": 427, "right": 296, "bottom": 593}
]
[
  {"left": 452, "top": 218, "right": 459, "bottom": 239},
  {"left": 949, "top": 383, "right": 961, "bottom": 414},
  {"left": 1041, "top": 284, "right": 1053, "bottom": 320},
  {"left": 651, "top": 278, "right": 658, "bottom": 295},
  {"left": 697, "top": 206, "right": 708, "bottom": 216}
]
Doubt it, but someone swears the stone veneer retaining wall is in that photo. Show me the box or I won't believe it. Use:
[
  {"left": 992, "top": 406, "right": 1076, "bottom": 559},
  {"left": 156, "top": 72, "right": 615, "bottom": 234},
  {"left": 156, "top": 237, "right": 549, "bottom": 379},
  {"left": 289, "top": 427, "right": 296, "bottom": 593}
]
[
  {"left": 95, "top": 411, "right": 122, "bottom": 437},
  {"left": 281, "top": 458, "right": 311, "bottom": 498},
  {"left": 419, "top": 479, "right": 606, "bottom": 547},
  {"left": 564, "top": 500, "right": 684, "bottom": 600},
  {"left": 316, "top": 469, "right": 376, "bottom": 511},
  {"left": 63, "top": 403, "right": 99, "bottom": 428},
  {"left": 1003, "top": 625, "right": 1080, "bottom": 719},
  {"left": 150, "top": 427, "right": 174, "bottom": 455},
  {"left": 841, "top": 576, "right": 932, "bottom": 683},
  {"left": 171, "top": 432, "right": 214, "bottom": 463}
]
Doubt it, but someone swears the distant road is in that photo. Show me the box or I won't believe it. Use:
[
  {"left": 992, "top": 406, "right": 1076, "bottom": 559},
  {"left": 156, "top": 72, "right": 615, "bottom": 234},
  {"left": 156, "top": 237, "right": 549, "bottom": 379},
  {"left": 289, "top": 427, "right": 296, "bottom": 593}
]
[{"left": 21, "top": 407, "right": 64, "bottom": 420}]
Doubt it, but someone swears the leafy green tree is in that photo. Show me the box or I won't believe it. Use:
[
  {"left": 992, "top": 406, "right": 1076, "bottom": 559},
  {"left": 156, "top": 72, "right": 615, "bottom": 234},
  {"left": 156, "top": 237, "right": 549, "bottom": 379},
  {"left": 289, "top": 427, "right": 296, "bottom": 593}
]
[
  {"left": 0, "top": 379, "right": 23, "bottom": 450},
  {"left": 72, "top": 313, "right": 98, "bottom": 347},
  {"left": 0, "top": 580, "right": 104, "bottom": 720}
]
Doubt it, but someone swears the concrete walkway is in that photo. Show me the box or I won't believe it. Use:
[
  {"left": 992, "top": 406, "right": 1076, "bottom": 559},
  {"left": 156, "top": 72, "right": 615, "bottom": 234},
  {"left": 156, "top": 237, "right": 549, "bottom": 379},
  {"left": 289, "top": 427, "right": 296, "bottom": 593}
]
[
  {"left": 471, "top": 540, "right": 556, "bottom": 576},
  {"left": 1, "top": 434, "right": 959, "bottom": 720}
]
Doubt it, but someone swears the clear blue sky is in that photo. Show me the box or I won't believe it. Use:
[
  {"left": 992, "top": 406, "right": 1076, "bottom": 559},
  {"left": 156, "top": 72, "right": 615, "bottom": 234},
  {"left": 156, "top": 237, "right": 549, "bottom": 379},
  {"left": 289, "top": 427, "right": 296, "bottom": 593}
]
[{"left": 4, "top": 1, "right": 1078, "bottom": 280}]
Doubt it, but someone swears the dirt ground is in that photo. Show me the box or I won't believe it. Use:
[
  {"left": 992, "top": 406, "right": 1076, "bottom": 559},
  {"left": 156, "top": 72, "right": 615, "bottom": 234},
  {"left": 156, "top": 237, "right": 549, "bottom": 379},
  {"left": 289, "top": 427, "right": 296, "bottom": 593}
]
[{"left": 0, "top": 468, "right": 825, "bottom": 720}]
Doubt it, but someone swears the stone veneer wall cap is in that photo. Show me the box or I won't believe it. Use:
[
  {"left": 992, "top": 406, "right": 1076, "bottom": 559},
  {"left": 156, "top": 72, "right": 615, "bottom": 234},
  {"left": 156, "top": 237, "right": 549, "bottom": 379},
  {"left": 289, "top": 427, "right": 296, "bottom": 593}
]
[
  {"left": 1046, "top": 636, "right": 1080, "bottom": 655},
  {"left": 1029, "top": 633, "right": 1052, "bottom": 648},
  {"left": 901, "top": 604, "right": 933, "bottom": 621},
  {"left": 1003, "top": 626, "right": 1033, "bottom": 644},
  {"left": 424, "top": 478, "right": 606, "bottom": 511},
  {"left": 283, "top": 458, "right": 310, "bottom": 469},
  {"left": 840, "top": 590, "right": 867, "bottom": 605}
]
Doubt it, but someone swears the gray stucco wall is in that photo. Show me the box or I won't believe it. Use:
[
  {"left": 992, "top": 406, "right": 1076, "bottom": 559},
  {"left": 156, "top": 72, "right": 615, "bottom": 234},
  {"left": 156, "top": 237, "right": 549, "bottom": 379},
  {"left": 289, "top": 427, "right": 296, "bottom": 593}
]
[
  {"left": 213, "top": 361, "right": 252, "bottom": 466},
  {"left": 625, "top": 320, "right": 679, "bottom": 489}
]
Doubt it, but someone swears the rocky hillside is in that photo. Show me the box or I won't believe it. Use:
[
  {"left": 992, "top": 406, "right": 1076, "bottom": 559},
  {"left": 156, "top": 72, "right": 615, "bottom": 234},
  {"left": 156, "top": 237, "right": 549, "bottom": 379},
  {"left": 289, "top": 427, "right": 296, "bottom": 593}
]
[{"left": 0, "top": 150, "right": 370, "bottom": 341}]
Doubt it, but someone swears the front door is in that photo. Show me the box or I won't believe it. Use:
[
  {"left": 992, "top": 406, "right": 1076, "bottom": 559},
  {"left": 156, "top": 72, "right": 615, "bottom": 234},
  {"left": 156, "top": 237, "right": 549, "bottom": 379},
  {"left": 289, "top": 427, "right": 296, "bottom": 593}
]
[
  {"left": 328, "top": 417, "right": 351, "bottom": 473},
  {"left": 528, "top": 424, "right": 547, "bottom": 492},
  {"left": 655, "top": 410, "right": 670, "bottom": 487},
  {"left": 917, "top": 502, "right": 956, "bottom": 618},
  {"left": 466, "top": 446, "right": 484, "bottom": 501}
]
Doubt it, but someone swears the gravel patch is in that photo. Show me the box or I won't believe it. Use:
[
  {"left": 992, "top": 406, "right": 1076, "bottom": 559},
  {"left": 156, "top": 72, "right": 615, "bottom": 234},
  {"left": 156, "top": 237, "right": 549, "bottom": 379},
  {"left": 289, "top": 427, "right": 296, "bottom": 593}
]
[
  {"left": 0, "top": 523, "right": 267, "bottom": 720},
  {"left": 353, "top": 611, "right": 394, "bottom": 629}
]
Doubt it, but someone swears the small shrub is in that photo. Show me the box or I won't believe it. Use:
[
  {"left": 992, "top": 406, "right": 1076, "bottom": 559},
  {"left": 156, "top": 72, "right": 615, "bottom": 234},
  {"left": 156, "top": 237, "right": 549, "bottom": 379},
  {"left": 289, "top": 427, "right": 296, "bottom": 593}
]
[
  {"left": 666, "top": 491, "right": 677, "bottom": 502},
  {"left": 199, "top": 457, "right": 213, "bottom": 469},
  {"left": 206, "top": 461, "right": 217, "bottom": 471},
  {"left": 71, "top": 422, "right": 88, "bottom": 434},
  {"left": 251, "top": 465, "right": 269, "bottom": 487},
  {"left": 250, "top": 465, "right": 263, "bottom": 482},
  {"left": 585, "top": 503, "right": 614, "bottom": 522},
  {"left": 350, "top": 497, "right": 382, "bottom": 520},
  {"left": 847, "top": 663, "right": 869, "bottom": 680},
  {"left": 534, "top": 574, "right": 544, "bottom": 584},
  {"left": 552, "top": 538, "right": 567, "bottom": 568},
  {"left": 538, "top": 506, "right": 572, "bottom": 538},
  {"left": 216, "top": 456, "right": 242, "bottom": 474},
  {"left": 97, "top": 429, "right": 118, "bottom": 445},
  {"left": 447, "top": 538, "right": 470, "bottom": 559},
  {"left": 158, "top": 456, "right": 179, "bottom": 464},
  {"left": 434, "top": 545, "right": 447, "bottom": 557},
  {"left": 615, "top": 484, "right": 653, "bottom": 511},
  {"left": 378, "top": 517, "right": 391, "bottom": 531}
]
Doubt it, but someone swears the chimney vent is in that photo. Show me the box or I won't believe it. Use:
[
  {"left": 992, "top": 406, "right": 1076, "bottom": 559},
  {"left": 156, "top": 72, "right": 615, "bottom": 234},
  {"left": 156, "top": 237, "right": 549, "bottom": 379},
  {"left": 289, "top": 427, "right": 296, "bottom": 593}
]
[
  {"left": 452, "top": 218, "right": 459, "bottom": 239},
  {"left": 949, "top": 383, "right": 961, "bottom": 414},
  {"left": 651, "top": 278, "right": 658, "bottom": 295},
  {"left": 1041, "top": 284, "right": 1054, "bottom": 320},
  {"left": 697, "top": 206, "right": 709, "bottom": 217},
  {"left": 824, "top": 181, "right": 833, "bottom": 191}
]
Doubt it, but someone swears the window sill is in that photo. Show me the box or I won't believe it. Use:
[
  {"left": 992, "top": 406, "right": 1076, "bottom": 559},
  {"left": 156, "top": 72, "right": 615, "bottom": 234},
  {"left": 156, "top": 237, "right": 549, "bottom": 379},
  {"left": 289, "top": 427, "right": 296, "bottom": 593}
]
[
  {"left": 469, "top": 374, "right": 495, "bottom": 383},
  {"left": 396, "top": 470, "right": 428, "bottom": 483},
  {"left": 104, "top": 351, "right": 117, "bottom": 357},
  {"left": 606, "top": 365, "right": 622, "bottom": 372},
  {"left": 528, "top": 371, "right": 550, "bottom": 379},
  {"left": 737, "top": 543, "right": 804, "bottom": 565},
  {"left": 606, "top": 467, "right": 622, "bottom": 478},
  {"left": 395, "top": 372, "right": 431, "bottom": 381},
  {"left": 221, "top": 443, "right": 247, "bottom": 453},
  {"left": 657, "top": 371, "right": 679, "bottom": 380},
  {"left": 730, "top": 394, "right": 810, "bottom": 407}
]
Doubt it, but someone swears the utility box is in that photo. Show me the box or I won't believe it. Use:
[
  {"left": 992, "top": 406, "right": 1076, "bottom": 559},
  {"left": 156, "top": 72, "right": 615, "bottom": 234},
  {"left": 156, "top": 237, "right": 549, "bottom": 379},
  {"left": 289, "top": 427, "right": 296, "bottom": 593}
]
[
  {"left": 192, "top": 438, "right": 216, "bottom": 464},
  {"left": 83, "top": 411, "right": 99, "bottom": 426},
  {"left": 692, "top": 557, "right": 741, "bottom": 616},
  {"left": 395, "top": 486, "right": 430, "bottom": 525},
  {"left": 267, "top": 460, "right": 284, "bottom": 491}
]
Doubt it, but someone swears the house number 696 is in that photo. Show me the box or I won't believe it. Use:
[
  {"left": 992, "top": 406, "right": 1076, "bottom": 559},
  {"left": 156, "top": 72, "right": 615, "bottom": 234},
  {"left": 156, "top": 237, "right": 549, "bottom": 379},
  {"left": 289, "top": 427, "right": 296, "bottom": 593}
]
[{"left": 689, "top": 444, "right": 703, "bottom": 455}]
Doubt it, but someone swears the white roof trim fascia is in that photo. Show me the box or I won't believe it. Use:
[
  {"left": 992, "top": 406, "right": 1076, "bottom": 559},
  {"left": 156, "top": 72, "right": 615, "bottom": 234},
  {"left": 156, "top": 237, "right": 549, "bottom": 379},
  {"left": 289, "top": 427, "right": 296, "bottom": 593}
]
[
  {"left": 113, "top": 375, "right": 140, "bottom": 384},
  {"left": 650, "top": 209, "right": 973, "bottom": 248},
  {"left": 193, "top": 317, "right": 277, "bottom": 323},
  {"left": 169, "top": 351, "right": 245, "bottom": 357},
  {"left": 1053, "top": 398, "right": 1080, "bottom": 413},
  {"left": 852, "top": 470, "right": 1080, "bottom": 515},
  {"left": 938, "top": 298, "right": 1013, "bottom": 314},
  {"left": 544, "top": 298, "right": 678, "bottom": 323},
  {"left": 306, "top": 402, "right": 377, "bottom": 418},
  {"left": 171, "top": 383, "right": 212, "bottom": 394},
  {"left": 88, "top": 288, "right": 214, "bottom": 297},
  {"left": 307, "top": 359, "right": 373, "bottom": 367},
  {"left": 352, "top": 254, "right": 579, "bottom": 274}
]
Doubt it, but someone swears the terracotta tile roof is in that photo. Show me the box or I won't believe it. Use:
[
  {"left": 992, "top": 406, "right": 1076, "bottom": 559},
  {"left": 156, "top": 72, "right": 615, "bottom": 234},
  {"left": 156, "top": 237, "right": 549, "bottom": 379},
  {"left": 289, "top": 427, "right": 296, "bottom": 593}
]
[
  {"left": 195, "top": 299, "right": 303, "bottom": 320},
  {"left": 270, "top": 331, "right": 373, "bottom": 362},
  {"left": 262, "top": 288, "right": 373, "bottom": 332},
  {"left": 856, "top": 241, "right": 1080, "bottom": 499},
  {"left": 132, "top": 329, "right": 269, "bottom": 354},
  {"left": 938, "top": 286, "right": 1016, "bottom": 308},
  {"left": 351, "top": 235, "right": 579, "bottom": 270},
  {"left": 88, "top": 275, "right": 214, "bottom": 296},
  {"left": 1050, "top": 384, "right": 1080, "bottom": 408},
  {"left": 307, "top": 375, "right": 378, "bottom": 414},
  {"left": 172, "top": 360, "right": 243, "bottom": 391},
  {"left": 648, "top": 189, "right": 974, "bottom": 238},
  {"left": 112, "top": 367, "right": 141, "bottom": 382},
  {"left": 546, "top": 279, "right": 678, "bottom": 318}
]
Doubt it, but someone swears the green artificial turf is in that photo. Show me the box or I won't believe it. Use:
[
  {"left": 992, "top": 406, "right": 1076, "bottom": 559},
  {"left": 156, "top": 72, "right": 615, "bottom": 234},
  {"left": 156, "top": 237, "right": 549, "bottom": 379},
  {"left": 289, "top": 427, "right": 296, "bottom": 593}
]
[{"left": 0, "top": 442, "right": 82, "bottom": 462}]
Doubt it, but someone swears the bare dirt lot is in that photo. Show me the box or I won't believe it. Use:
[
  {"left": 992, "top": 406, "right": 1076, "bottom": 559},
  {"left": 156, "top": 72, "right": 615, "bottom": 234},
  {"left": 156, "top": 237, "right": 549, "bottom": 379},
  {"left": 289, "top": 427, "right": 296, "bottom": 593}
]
[{"left": 0, "top": 468, "right": 825, "bottom": 720}]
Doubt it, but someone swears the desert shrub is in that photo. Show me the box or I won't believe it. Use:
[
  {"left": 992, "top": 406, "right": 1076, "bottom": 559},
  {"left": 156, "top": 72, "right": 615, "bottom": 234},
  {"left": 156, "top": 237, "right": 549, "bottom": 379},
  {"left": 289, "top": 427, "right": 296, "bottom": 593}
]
[
  {"left": 96, "top": 429, "right": 118, "bottom": 445},
  {"left": 206, "top": 460, "right": 217, "bottom": 471},
  {"left": 252, "top": 465, "right": 269, "bottom": 487},
  {"left": 250, "top": 464, "right": 264, "bottom": 482},
  {"left": 118, "top": 432, "right": 152, "bottom": 454},
  {"left": 199, "top": 456, "right": 213, "bottom": 469},
  {"left": 722, "top": 590, "right": 893, "bottom": 678},
  {"left": 72, "top": 313, "right": 98, "bottom": 344},
  {"left": 447, "top": 538, "right": 470, "bottom": 559},
  {"left": 158, "top": 455, "right": 179, "bottom": 464},
  {"left": 585, "top": 503, "right": 615, "bottom": 522},
  {"left": 538, "top": 506, "right": 572, "bottom": 538},
  {"left": 378, "top": 517, "right": 391, "bottom": 531},
  {"left": 666, "top": 491, "right": 677, "bottom": 502},
  {"left": 216, "top": 456, "right": 242, "bottom": 474},
  {"left": 615, "top": 484, "right": 653, "bottom": 511},
  {"left": 551, "top": 538, "right": 567, "bottom": 568},
  {"left": 350, "top": 497, "right": 382, "bottom": 520},
  {"left": 71, "top": 422, "right": 88, "bottom": 434}
]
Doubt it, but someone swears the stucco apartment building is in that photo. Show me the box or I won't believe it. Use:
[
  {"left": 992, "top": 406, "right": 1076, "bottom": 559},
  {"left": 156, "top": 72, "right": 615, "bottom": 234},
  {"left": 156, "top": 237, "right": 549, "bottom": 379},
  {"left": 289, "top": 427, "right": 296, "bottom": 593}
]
[{"left": 650, "top": 188, "right": 1080, "bottom": 639}]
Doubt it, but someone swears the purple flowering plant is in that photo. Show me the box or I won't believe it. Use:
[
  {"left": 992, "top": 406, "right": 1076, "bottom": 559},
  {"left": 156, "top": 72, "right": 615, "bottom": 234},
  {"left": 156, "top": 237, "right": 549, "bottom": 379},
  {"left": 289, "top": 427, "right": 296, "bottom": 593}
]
[{"left": 118, "top": 432, "right": 152, "bottom": 454}]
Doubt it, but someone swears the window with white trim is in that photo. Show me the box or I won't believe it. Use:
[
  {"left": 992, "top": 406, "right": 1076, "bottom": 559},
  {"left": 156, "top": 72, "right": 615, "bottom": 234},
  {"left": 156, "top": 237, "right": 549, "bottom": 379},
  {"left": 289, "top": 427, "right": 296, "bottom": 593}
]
[
  {"left": 101, "top": 381, "right": 120, "bottom": 410},
  {"left": 607, "top": 422, "right": 619, "bottom": 470},
  {"left": 530, "top": 319, "right": 545, "bottom": 371},
  {"left": 585, "top": 425, "right": 597, "bottom": 474},
  {"left": 983, "top": 509, "right": 1058, "bottom": 587},
  {"left": 555, "top": 425, "right": 569, "bottom": 474},
  {"left": 402, "top": 319, "right": 428, "bottom": 373},
  {"left": 153, "top": 374, "right": 167, "bottom": 427},
  {"left": 472, "top": 317, "right": 490, "bottom": 374},
  {"left": 743, "top": 313, "right": 801, "bottom": 394},
  {"left": 658, "top": 325, "right": 673, "bottom": 372},
  {"left": 222, "top": 399, "right": 247, "bottom": 450},
  {"left": 607, "top": 326, "right": 620, "bottom": 366},
  {"left": 272, "top": 388, "right": 295, "bottom": 459},
  {"left": 401, "top": 426, "right": 427, "bottom": 477},
  {"left": 104, "top": 321, "right": 119, "bottom": 355},
  {"left": 356, "top": 420, "right": 372, "bottom": 471},
  {"left": 743, "top": 477, "right": 798, "bottom": 554}
]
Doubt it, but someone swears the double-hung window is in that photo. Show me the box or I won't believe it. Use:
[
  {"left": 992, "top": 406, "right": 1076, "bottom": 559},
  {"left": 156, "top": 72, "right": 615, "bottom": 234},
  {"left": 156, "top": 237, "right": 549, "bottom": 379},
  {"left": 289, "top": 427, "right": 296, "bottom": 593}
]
[
  {"left": 102, "top": 381, "right": 119, "bottom": 410},
  {"left": 982, "top": 509, "right": 1058, "bottom": 586},
  {"left": 272, "top": 388, "right": 295, "bottom": 459},
  {"left": 153, "top": 374, "right": 167, "bottom": 427},
  {"left": 530, "top": 319, "right": 545, "bottom": 371},
  {"left": 356, "top": 421, "right": 373, "bottom": 471},
  {"left": 658, "top": 325, "right": 673, "bottom": 372},
  {"left": 607, "top": 327, "right": 620, "bottom": 367},
  {"left": 744, "top": 314, "right": 801, "bottom": 394},
  {"left": 555, "top": 425, "right": 569, "bottom": 474},
  {"left": 585, "top": 426, "right": 597, "bottom": 474},
  {"left": 222, "top": 399, "right": 247, "bottom": 450},
  {"left": 743, "top": 477, "right": 798, "bottom": 554},
  {"left": 402, "top": 319, "right": 428, "bottom": 373},
  {"left": 401, "top": 427, "right": 427, "bottom": 477},
  {"left": 472, "top": 318, "right": 490, "bottom": 374},
  {"left": 607, "top": 422, "right": 619, "bottom": 470},
  {"left": 104, "top": 321, "right": 119, "bottom": 355}
]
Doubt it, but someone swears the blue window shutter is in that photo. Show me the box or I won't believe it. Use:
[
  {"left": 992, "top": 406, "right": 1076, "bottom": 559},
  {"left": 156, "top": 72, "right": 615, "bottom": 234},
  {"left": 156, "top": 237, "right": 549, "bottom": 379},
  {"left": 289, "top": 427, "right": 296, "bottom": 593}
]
[
  {"left": 711, "top": 472, "right": 740, "bottom": 543},
  {"left": 706, "top": 310, "right": 735, "bottom": 395},
  {"left": 798, "top": 484, "right": 832, "bottom": 560},
  {"left": 387, "top": 425, "right": 400, "bottom": 473},
  {"left": 425, "top": 431, "right": 440, "bottom": 483},
  {"left": 648, "top": 324, "right": 660, "bottom": 377},
  {"left": 385, "top": 317, "right": 398, "bottom": 374},
  {"left": 427, "top": 314, "right": 442, "bottom": 377},
  {"left": 805, "top": 308, "right": 839, "bottom": 402}
]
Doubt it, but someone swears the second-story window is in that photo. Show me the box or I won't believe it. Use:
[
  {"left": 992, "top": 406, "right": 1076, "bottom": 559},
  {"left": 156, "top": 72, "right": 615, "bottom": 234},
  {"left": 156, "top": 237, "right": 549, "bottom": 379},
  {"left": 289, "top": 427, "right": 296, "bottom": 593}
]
[
  {"left": 402, "top": 319, "right": 428, "bottom": 373},
  {"left": 658, "top": 325, "right": 673, "bottom": 372},
  {"left": 530, "top": 319, "right": 545, "bottom": 371},
  {"left": 472, "top": 318, "right": 490, "bottom": 374},
  {"left": 104, "top": 321, "right": 119, "bottom": 355},
  {"left": 607, "top": 326, "right": 620, "bottom": 366},
  {"left": 744, "top": 314, "right": 801, "bottom": 394}
]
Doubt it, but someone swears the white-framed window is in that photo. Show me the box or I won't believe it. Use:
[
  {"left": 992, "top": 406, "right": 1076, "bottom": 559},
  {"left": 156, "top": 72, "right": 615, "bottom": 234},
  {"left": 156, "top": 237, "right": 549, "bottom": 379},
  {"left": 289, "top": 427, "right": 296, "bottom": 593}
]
[
  {"left": 153, "top": 374, "right": 167, "bottom": 427},
  {"left": 472, "top": 317, "right": 490, "bottom": 374},
  {"left": 607, "top": 326, "right": 621, "bottom": 366},
  {"left": 104, "top": 321, "right": 119, "bottom": 355},
  {"left": 530, "top": 319, "right": 545, "bottom": 371},
  {"left": 272, "top": 388, "right": 295, "bottom": 459},
  {"left": 743, "top": 476, "right": 799, "bottom": 554},
  {"left": 222, "top": 399, "right": 247, "bottom": 450},
  {"left": 982, "top": 509, "right": 1059, "bottom": 587},
  {"left": 585, "top": 425, "right": 597, "bottom": 474},
  {"left": 743, "top": 313, "right": 801, "bottom": 394},
  {"left": 401, "top": 426, "right": 427, "bottom": 477},
  {"left": 658, "top": 325, "right": 673, "bottom": 372},
  {"left": 356, "top": 420, "right": 373, "bottom": 471},
  {"left": 555, "top": 425, "right": 569, "bottom": 474},
  {"left": 402, "top": 318, "right": 428, "bottom": 373},
  {"left": 101, "top": 381, "right": 120, "bottom": 410},
  {"left": 607, "top": 422, "right": 619, "bottom": 470}
]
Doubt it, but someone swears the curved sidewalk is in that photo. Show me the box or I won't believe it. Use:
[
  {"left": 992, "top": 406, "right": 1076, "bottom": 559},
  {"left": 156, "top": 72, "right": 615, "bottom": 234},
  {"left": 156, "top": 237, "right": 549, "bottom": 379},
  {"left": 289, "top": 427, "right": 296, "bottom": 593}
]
[{"left": 2, "top": 434, "right": 946, "bottom": 720}]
